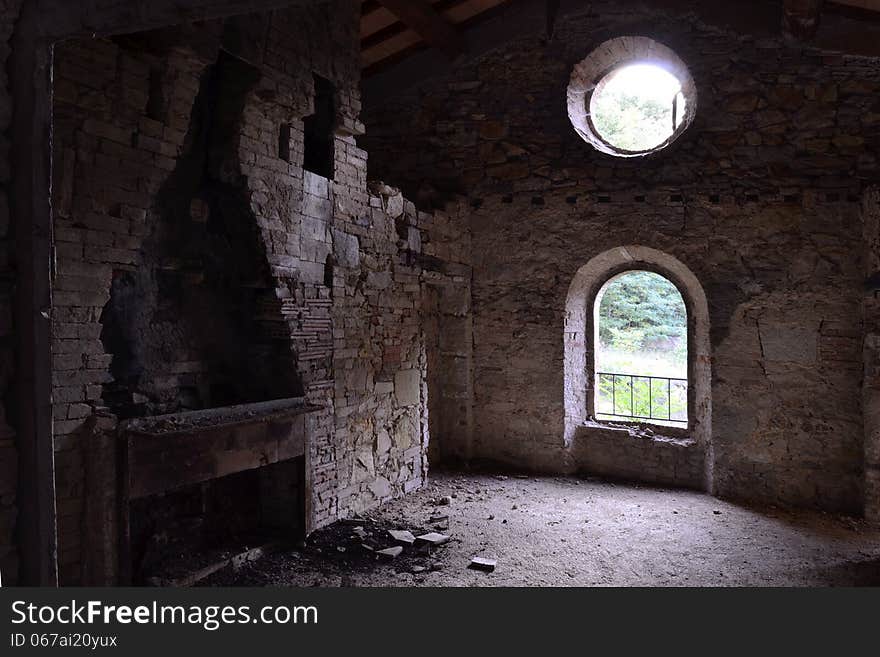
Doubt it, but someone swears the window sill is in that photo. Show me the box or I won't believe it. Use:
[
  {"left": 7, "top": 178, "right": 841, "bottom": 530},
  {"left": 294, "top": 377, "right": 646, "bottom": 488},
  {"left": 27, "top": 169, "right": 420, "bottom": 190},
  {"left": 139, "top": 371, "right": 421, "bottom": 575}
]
[{"left": 583, "top": 419, "right": 694, "bottom": 446}]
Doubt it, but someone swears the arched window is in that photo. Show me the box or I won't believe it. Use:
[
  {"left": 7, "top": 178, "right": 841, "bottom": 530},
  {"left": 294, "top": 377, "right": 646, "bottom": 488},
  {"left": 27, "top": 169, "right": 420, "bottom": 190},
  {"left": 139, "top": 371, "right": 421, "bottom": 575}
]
[
  {"left": 564, "top": 247, "right": 711, "bottom": 450},
  {"left": 594, "top": 271, "right": 688, "bottom": 425}
]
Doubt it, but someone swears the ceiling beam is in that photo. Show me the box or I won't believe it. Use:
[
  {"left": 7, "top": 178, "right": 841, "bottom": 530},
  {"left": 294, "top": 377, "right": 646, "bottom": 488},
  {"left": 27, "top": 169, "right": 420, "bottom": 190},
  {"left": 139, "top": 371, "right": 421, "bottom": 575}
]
[
  {"left": 830, "top": 0, "right": 880, "bottom": 11},
  {"left": 364, "top": 0, "right": 880, "bottom": 108},
  {"left": 376, "top": 0, "right": 465, "bottom": 58},
  {"left": 782, "top": 0, "right": 824, "bottom": 40}
]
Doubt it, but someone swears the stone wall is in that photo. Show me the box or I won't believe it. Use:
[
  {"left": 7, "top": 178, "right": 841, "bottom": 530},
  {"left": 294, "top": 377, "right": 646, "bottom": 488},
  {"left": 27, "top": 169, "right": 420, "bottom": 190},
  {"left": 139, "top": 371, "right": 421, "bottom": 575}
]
[
  {"left": 45, "top": 0, "right": 453, "bottom": 584},
  {"left": 362, "top": 0, "right": 880, "bottom": 513},
  {"left": 865, "top": 186, "right": 880, "bottom": 523},
  {"left": 0, "top": 0, "right": 23, "bottom": 587}
]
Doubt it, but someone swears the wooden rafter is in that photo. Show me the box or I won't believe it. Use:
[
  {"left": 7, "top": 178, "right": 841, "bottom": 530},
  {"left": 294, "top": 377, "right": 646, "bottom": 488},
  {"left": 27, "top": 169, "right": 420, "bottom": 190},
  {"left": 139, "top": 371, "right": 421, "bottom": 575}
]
[
  {"left": 829, "top": 0, "right": 880, "bottom": 11},
  {"left": 375, "top": 0, "right": 465, "bottom": 57}
]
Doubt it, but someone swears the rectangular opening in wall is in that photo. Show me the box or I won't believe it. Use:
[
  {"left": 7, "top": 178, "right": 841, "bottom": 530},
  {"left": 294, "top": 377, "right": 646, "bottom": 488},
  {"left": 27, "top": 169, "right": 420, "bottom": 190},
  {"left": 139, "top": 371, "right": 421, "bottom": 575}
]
[
  {"left": 303, "top": 74, "right": 335, "bottom": 180},
  {"left": 279, "top": 124, "right": 292, "bottom": 162}
]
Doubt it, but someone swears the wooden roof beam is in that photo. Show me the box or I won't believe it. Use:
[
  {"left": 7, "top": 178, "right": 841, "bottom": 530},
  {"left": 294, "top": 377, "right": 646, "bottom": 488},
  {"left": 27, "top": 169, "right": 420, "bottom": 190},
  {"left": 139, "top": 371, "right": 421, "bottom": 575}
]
[{"left": 376, "top": 0, "right": 465, "bottom": 58}]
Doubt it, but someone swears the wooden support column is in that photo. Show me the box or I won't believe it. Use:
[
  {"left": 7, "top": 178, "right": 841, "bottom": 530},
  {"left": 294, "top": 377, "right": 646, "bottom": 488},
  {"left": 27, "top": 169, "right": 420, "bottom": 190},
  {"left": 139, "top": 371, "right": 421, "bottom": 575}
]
[{"left": 10, "top": 0, "right": 57, "bottom": 586}]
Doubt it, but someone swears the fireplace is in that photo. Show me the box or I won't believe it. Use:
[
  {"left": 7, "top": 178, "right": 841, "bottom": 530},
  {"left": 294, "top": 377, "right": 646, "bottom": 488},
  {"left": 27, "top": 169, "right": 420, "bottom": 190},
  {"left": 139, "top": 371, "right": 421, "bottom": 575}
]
[
  {"left": 117, "top": 398, "right": 317, "bottom": 585},
  {"left": 47, "top": 42, "right": 330, "bottom": 585},
  {"left": 48, "top": 9, "right": 432, "bottom": 586}
]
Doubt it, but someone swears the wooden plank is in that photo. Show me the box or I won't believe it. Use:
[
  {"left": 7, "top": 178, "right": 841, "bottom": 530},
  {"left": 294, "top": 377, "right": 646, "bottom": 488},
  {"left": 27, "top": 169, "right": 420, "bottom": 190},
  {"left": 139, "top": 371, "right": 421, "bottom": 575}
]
[
  {"left": 376, "top": 0, "right": 465, "bottom": 57},
  {"left": 444, "top": 0, "right": 510, "bottom": 24},
  {"left": 363, "top": 0, "right": 511, "bottom": 69},
  {"left": 126, "top": 414, "right": 307, "bottom": 500},
  {"left": 830, "top": 0, "right": 880, "bottom": 11},
  {"left": 10, "top": 0, "right": 58, "bottom": 587},
  {"left": 363, "top": 28, "right": 423, "bottom": 67},
  {"left": 362, "top": 5, "right": 401, "bottom": 38}
]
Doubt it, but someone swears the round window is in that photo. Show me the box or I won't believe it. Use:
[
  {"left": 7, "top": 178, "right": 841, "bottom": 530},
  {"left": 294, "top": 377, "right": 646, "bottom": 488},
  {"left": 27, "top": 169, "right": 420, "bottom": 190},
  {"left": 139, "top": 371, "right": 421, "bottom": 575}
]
[{"left": 568, "top": 37, "right": 697, "bottom": 157}]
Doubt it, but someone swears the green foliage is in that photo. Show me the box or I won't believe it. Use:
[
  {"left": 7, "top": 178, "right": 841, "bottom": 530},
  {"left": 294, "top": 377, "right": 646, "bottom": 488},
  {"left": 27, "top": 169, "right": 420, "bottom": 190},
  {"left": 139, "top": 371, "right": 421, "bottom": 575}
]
[
  {"left": 598, "top": 271, "right": 686, "bottom": 350},
  {"left": 592, "top": 83, "right": 674, "bottom": 152},
  {"left": 595, "top": 271, "right": 688, "bottom": 422},
  {"left": 596, "top": 374, "right": 687, "bottom": 423}
]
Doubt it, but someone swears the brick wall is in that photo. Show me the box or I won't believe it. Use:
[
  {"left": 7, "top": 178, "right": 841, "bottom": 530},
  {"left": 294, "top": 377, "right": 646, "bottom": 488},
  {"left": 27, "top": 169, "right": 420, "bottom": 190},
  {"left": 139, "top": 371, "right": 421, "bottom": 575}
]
[
  {"left": 44, "top": 0, "right": 458, "bottom": 584},
  {"left": 362, "top": 1, "right": 880, "bottom": 513}
]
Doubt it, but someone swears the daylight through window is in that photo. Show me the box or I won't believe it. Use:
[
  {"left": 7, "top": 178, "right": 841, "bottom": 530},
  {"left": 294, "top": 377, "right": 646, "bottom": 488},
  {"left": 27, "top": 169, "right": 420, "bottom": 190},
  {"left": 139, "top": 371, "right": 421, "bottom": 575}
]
[
  {"left": 590, "top": 64, "right": 685, "bottom": 153},
  {"left": 567, "top": 37, "right": 697, "bottom": 157},
  {"left": 595, "top": 271, "right": 687, "bottom": 425}
]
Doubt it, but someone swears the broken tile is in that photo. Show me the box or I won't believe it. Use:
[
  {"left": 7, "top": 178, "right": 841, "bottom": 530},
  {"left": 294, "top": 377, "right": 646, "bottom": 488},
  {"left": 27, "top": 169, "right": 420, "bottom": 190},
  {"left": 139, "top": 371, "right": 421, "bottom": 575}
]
[
  {"left": 388, "top": 529, "right": 416, "bottom": 545},
  {"left": 469, "top": 556, "right": 497, "bottom": 572},
  {"left": 376, "top": 546, "right": 403, "bottom": 559},
  {"left": 417, "top": 532, "right": 450, "bottom": 546}
]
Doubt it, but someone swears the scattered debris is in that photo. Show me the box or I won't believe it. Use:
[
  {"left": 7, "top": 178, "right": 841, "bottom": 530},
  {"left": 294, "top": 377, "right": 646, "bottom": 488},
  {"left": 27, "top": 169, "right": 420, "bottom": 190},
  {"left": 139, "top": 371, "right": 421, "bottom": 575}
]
[
  {"left": 469, "top": 556, "right": 497, "bottom": 572},
  {"left": 388, "top": 529, "right": 417, "bottom": 545},
  {"left": 416, "top": 532, "right": 450, "bottom": 546},
  {"left": 148, "top": 539, "right": 285, "bottom": 587},
  {"left": 377, "top": 546, "right": 403, "bottom": 559}
]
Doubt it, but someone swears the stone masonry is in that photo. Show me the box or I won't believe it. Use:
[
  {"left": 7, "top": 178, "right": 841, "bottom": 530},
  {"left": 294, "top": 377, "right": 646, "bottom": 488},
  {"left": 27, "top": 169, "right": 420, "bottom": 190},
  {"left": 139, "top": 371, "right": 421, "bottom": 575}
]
[{"left": 363, "top": 0, "right": 880, "bottom": 514}]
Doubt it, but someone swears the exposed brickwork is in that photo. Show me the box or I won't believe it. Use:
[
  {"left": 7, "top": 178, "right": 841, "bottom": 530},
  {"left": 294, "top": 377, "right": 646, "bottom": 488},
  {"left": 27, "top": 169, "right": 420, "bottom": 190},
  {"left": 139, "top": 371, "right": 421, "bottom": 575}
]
[
  {"left": 43, "top": 1, "right": 463, "bottom": 584},
  {"left": 362, "top": 2, "right": 880, "bottom": 513}
]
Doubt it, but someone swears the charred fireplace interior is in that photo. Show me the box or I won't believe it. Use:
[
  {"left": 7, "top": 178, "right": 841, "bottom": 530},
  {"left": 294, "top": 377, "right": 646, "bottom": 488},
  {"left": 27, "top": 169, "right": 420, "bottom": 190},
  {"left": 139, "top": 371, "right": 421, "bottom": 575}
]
[
  {"left": 93, "top": 45, "right": 310, "bottom": 584},
  {"left": 100, "top": 50, "right": 304, "bottom": 417}
]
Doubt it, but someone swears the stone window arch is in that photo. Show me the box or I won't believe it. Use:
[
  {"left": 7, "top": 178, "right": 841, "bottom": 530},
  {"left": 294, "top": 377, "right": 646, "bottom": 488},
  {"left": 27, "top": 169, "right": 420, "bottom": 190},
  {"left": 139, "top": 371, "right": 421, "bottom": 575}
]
[{"left": 564, "top": 247, "right": 711, "bottom": 452}]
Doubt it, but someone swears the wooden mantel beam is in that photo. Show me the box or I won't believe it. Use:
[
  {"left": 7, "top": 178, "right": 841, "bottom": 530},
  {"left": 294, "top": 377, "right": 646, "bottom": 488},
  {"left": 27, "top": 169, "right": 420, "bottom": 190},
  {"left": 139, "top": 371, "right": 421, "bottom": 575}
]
[
  {"left": 783, "top": 0, "right": 824, "bottom": 40},
  {"left": 376, "top": 0, "right": 465, "bottom": 58}
]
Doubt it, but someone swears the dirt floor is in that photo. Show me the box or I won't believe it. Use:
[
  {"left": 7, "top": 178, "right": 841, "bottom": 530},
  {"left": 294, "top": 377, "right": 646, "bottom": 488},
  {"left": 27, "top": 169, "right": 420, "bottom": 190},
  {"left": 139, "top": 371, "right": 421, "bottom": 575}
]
[{"left": 204, "top": 471, "right": 880, "bottom": 587}]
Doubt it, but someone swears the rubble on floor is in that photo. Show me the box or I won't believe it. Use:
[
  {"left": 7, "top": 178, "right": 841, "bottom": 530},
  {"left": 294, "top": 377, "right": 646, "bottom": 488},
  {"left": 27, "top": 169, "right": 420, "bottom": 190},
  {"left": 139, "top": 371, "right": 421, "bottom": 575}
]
[{"left": 200, "top": 472, "right": 880, "bottom": 587}]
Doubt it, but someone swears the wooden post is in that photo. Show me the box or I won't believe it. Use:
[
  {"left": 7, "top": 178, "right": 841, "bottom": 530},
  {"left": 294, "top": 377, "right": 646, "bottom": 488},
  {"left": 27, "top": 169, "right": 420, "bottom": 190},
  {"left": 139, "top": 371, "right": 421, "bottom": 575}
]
[{"left": 10, "top": 3, "right": 57, "bottom": 586}]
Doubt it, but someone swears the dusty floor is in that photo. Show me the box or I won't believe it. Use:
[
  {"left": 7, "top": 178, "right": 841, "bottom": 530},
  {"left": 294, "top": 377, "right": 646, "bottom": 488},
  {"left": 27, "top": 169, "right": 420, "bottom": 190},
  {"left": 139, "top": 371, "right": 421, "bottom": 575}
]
[{"left": 205, "top": 471, "right": 880, "bottom": 587}]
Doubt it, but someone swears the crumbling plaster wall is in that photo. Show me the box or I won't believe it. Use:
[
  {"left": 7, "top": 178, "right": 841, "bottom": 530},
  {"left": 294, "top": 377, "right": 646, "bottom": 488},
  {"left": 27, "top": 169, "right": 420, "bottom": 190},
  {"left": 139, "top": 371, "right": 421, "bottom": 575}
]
[
  {"left": 0, "top": 0, "right": 23, "bottom": 586},
  {"left": 362, "top": 2, "right": 880, "bottom": 513},
  {"left": 45, "top": 0, "right": 456, "bottom": 584}
]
